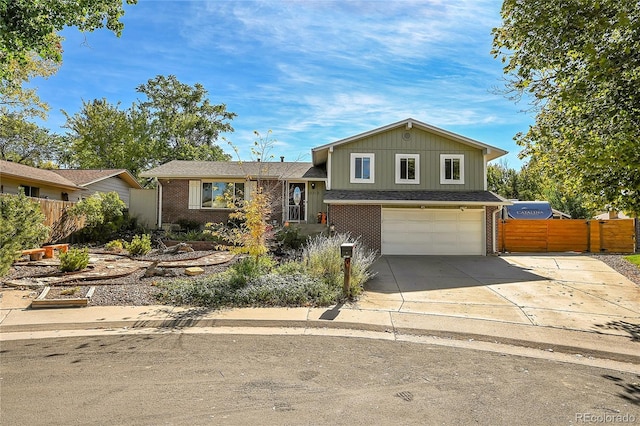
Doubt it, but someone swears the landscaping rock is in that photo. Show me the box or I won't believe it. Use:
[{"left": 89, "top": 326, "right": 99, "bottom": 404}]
[{"left": 185, "top": 267, "right": 205, "bottom": 276}]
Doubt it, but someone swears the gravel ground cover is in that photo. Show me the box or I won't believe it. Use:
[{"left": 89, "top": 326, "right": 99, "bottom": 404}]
[{"left": 3, "top": 249, "right": 237, "bottom": 307}]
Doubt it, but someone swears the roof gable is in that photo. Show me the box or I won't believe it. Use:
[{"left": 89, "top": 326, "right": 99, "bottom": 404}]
[
  {"left": 53, "top": 169, "right": 142, "bottom": 189},
  {"left": 312, "top": 118, "right": 507, "bottom": 165}
]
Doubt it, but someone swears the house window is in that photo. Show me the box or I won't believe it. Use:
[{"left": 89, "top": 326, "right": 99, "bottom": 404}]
[
  {"left": 189, "top": 180, "right": 244, "bottom": 209},
  {"left": 19, "top": 185, "right": 40, "bottom": 198},
  {"left": 440, "top": 154, "right": 464, "bottom": 184},
  {"left": 350, "top": 153, "right": 375, "bottom": 183},
  {"left": 395, "top": 154, "right": 420, "bottom": 184}
]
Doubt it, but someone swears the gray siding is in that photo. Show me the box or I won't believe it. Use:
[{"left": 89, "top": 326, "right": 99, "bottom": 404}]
[
  {"left": 83, "top": 176, "right": 133, "bottom": 207},
  {"left": 330, "top": 127, "right": 484, "bottom": 191}
]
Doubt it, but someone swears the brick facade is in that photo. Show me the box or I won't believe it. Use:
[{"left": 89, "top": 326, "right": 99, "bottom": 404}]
[
  {"left": 328, "top": 204, "right": 382, "bottom": 253},
  {"left": 160, "top": 179, "right": 285, "bottom": 227}
]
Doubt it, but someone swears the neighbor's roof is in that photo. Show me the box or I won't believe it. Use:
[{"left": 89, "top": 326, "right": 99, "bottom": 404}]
[
  {"left": 323, "top": 189, "right": 511, "bottom": 206},
  {"left": 53, "top": 168, "right": 142, "bottom": 189},
  {"left": 0, "top": 160, "right": 83, "bottom": 190},
  {"left": 312, "top": 118, "right": 508, "bottom": 165},
  {"left": 140, "top": 160, "right": 326, "bottom": 180}
]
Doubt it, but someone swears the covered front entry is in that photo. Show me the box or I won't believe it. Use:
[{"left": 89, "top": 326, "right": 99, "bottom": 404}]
[{"left": 381, "top": 208, "right": 484, "bottom": 255}]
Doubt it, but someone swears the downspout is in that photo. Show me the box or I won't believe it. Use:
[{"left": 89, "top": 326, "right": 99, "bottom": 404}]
[
  {"left": 326, "top": 147, "right": 333, "bottom": 225},
  {"left": 157, "top": 180, "right": 163, "bottom": 229}
]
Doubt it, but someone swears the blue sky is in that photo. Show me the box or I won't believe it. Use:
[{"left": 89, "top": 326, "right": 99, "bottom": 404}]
[{"left": 32, "top": 0, "right": 532, "bottom": 166}]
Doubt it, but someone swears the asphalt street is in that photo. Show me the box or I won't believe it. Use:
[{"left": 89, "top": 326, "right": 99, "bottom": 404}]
[{"left": 1, "top": 333, "right": 638, "bottom": 425}]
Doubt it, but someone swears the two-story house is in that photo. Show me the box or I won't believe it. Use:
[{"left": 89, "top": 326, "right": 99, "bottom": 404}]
[{"left": 141, "top": 118, "right": 509, "bottom": 255}]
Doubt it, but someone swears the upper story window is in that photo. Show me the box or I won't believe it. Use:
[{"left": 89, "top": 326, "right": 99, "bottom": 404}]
[
  {"left": 350, "top": 153, "right": 375, "bottom": 183},
  {"left": 395, "top": 154, "right": 420, "bottom": 184},
  {"left": 440, "top": 154, "right": 464, "bottom": 184},
  {"left": 189, "top": 180, "right": 244, "bottom": 209}
]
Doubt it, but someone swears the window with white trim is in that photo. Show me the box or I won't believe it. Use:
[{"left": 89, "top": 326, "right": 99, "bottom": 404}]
[
  {"left": 188, "top": 180, "right": 245, "bottom": 209},
  {"left": 395, "top": 154, "right": 419, "bottom": 184},
  {"left": 350, "top": 153, "right": 375, "bottom": 183},
  {"left": 440, "top": 154, "right": 464, "bottom": 184}
]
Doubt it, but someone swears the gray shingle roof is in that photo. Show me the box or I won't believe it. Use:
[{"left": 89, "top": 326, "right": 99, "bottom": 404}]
[
  {"left": 140, "top": 160, "right": 326, "bottom": 180},
  {"left": 324, "top": 189, "right": 508, "bottom": 205}
]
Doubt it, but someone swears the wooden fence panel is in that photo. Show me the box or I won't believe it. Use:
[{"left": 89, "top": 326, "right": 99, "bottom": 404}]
[
  {"left": 547, "top": 220, "right": 589, "bottom": 252},
  {"left": 498, "top": 219, "right": 636, "bottom": 253},
  {"left": 36, "top": 199, "right": 76, "bottom": 228},
  {"left": 597, "top": 220, "right": 636, "bottom": 253}
]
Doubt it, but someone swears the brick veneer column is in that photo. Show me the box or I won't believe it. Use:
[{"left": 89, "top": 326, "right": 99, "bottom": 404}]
[
  {"left": 485, "top": 206, "right": 499, "bottom": 255},
  {"left": 328, "top": 204, "right": 381, "bottom": 253}
]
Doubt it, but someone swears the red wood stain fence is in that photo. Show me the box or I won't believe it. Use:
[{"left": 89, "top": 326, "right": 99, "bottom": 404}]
[{"left": 498, "top": 219, "right": 636, "bottom": 253}]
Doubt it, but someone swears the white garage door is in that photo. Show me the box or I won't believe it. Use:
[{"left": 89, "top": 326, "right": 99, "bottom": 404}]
[{"left": 381, "top": 208, "right": 484, "bottom": 255}]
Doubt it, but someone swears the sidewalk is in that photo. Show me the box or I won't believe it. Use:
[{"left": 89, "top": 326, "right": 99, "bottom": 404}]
[{"left": 1, "top": 298, "right": 639, "bottom": 365}]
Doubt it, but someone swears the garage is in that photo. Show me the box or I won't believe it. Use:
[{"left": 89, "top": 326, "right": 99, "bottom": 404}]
[{"left": 381, "top": 208, "right": 484, "bottom": 255}]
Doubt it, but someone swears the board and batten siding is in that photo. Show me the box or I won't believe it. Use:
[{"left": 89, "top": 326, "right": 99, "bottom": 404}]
[{"left": 329, "top": 127, "right": 484, "bottom": 191}]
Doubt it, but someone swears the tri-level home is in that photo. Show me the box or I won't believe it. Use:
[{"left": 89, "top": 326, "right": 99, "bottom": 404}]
[{"left": 141, "top": 118, "right": 509, "bottom": 255}]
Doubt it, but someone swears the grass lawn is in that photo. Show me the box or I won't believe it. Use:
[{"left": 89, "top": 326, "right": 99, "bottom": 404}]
[{"left": 624, "top": 254, "right": 640, "bottom": 268}]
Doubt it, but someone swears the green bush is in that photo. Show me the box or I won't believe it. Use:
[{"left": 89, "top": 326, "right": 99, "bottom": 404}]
[
  {"left": 59, "top": 248, "right": 90, "bottom": 272},
  {"left": 124, "top": 234, "right": 152, "bottom": 256},
  {"left": 68, "top": 192, "right": 129, "bottom": 243},
  {"left": 275, "top": 226, "right": 308, "bottom": 250},
  {"left": 105, "top": 239, "right": 124, "bottom": 252},
  {"left": 0, "top": 192, "right": 49, "bottom": 276}
]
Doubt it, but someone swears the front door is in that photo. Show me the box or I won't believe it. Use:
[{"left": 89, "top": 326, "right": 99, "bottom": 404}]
[{"left": 287, "top": 182, "right": 305, "bottom": 222}]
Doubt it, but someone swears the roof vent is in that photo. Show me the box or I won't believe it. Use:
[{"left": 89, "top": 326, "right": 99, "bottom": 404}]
[{"left": 402, "top": 131, "right": 412, "bottom": 141}]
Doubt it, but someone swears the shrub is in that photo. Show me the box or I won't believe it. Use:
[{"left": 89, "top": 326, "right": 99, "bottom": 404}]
[
  {"left": 157, "top": 271, "right": 337, "bottom": 308},
  {"left": 67, "top": 192, "right": 128, "bottom": 243},
  {"left": 105, "top": 239, "right": 124, "bottom": 252},
  {"left": 0, "top": 192, "right": 49, "bottom": 276},
  {"left": 124, "top": 234, "right": 152, "bottom": 256},
  {"left": 302, "top": 233, "right": 378, "bottom": 298},
  {"left": 59, "top": 248, "right": 90, "bottom": 272},
  {"left": 275, "top": 226, "right": 307, "bottom": 251}
]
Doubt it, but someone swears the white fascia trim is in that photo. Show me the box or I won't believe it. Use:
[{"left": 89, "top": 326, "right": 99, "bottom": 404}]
[{"left": 322, "top": 199, "right": 506, "bottom": 206}]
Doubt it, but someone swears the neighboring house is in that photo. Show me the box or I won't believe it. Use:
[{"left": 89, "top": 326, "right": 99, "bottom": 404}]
[
  {"left": 505, "top": 201, "right": 571, "bottom": 220},
  {"left": 52, "top": 169, "right": 142, "bottom": 208},
  {"left": 0, "top": 160, "right": 141, "bottom": 207},
  {"left": 142, "top": 118, "right": 510, "bottom": 255},
  {"left": 0, "top": 160, "right": 84, "bottom": 200}
]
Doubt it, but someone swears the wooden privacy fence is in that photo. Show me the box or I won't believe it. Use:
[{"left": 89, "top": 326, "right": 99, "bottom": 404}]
[{"left": 497, "top": 219, "right": 636, "bottom": 253}]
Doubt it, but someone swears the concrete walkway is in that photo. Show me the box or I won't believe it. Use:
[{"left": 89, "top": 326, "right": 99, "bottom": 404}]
[{"left": 1, "top": 254, "right": 639, "bottom": 365}]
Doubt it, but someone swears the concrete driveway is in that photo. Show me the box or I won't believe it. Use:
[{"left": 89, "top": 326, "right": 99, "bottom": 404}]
[{"left": 360, "top": 254, "right": 640, "bottom": 339}]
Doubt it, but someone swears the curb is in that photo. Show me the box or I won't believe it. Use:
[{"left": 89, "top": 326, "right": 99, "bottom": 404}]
[{"left": 2, "top": 315, "right": 638, "bottom": 365}]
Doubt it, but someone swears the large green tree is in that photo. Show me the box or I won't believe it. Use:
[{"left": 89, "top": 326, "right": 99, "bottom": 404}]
[
  {"left": 62, "top": 76, "right": 235, "bottom": 175},
  {"left": 492, "top": 0, "right": 640, "bottom": 215},
  {"left": 136, "top": 75, "right": 235, "bottom": 163},
  {"left": 0, "top": 0, "right": 136, "bottom": 81},
  {"left": 0, "top": 112, "right": 62, "bottom": 166},
  {"left": 61, "top": 99, "right": 151, "bottom": 176}
]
